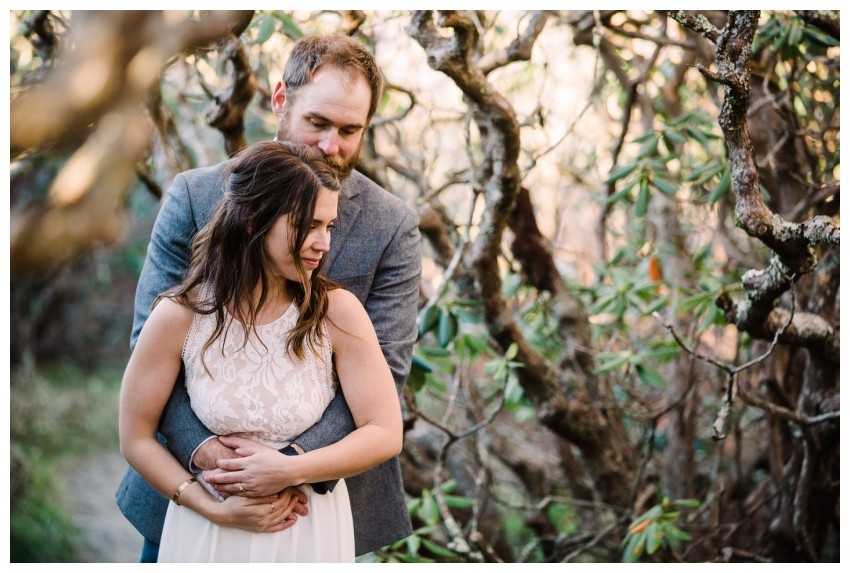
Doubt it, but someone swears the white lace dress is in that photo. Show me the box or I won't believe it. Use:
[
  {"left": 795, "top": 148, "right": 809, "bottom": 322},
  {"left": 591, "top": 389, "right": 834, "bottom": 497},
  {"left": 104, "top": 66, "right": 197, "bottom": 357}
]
[{"left": 157, "top": 296, "right": 354, "bottom": 562}]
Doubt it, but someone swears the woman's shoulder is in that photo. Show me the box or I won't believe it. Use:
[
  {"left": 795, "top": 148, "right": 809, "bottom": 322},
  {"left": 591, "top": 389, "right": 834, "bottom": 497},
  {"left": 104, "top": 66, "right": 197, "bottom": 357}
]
[
  {"left": 326, "top": 287, "right": 363, "bottom": 315},
  {"left": 151, "top": 294, "right": 196, "bottom": 324},
  {"left": 136, "top": 294, "right": 196, "bottom": 355},
  {"left": 326, "top": 288, "right": 370, "bottom": 334}
]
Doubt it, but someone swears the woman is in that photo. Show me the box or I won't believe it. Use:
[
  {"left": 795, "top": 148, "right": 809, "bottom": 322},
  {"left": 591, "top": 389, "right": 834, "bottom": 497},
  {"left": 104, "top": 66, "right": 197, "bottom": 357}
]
[{"left": 119, "top": 141, "right": 402, "bottom": 562}]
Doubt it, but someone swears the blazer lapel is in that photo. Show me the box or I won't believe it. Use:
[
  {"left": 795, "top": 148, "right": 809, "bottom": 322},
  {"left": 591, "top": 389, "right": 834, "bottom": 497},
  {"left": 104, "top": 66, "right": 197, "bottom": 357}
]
[{"left": 325, "top": 175, "right": 362, "bottom": 272}]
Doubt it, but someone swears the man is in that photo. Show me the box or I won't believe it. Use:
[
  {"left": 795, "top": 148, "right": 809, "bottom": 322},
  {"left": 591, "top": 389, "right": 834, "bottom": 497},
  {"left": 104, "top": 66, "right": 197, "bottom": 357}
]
[{"left": 115, "top": 33, "right": 420, "bottom": 562}]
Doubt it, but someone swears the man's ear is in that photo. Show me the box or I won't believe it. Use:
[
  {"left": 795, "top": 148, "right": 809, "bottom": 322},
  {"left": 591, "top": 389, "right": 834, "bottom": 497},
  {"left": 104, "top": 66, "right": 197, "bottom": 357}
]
[{"left": 271, "top": 81, "right": 287, "bottom": 116}]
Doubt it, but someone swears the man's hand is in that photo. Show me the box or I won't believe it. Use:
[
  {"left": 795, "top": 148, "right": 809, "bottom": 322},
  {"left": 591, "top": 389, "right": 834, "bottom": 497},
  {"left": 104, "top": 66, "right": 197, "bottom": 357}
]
[
  {"left": 192, "top": 437, "right": 238, "bottom": 471},
  {"left": 203, "top": 435, "right": 295, "bottom": 497}
]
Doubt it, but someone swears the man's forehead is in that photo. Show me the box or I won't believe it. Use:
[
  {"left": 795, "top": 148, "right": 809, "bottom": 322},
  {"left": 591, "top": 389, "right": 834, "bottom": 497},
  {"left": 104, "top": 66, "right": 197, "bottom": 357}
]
[{"left": 294, "top": 67, "right": 371, "bottom": 120}]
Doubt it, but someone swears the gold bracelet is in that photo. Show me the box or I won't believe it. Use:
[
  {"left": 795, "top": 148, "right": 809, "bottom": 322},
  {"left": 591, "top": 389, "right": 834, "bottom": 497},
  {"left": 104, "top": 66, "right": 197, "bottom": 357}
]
[{"left": 172, "top": 477, "right": 196, "bottom": 506}]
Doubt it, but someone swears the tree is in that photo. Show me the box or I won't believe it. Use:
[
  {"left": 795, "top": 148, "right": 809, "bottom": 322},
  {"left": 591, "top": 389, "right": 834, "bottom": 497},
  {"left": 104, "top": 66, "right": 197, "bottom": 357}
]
[{"left": 10, "top": 10, "right": 839, "bottom": 562}]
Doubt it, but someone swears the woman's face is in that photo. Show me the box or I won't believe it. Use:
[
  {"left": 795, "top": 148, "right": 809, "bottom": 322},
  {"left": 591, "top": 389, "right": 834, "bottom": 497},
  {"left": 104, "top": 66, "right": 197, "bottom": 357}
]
[{"left": 264, "top": 187, "right": 339, "bottom": 282}]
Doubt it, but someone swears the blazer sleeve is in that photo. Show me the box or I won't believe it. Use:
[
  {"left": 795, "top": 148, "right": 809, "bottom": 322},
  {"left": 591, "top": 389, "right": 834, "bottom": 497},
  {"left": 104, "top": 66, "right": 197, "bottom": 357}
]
[
  {"left": 131, "top": 173, "right": 215, "bottom": 468},
  {"left": 292, "top": 207, "right": 421, "bottom": 452}
]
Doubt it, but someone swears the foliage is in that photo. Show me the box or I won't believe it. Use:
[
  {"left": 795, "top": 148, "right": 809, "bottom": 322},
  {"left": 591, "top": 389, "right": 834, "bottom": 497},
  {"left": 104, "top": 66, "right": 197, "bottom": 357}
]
[
  {"left": 9, "top": 9, "right": 839, "bottom": 563},
  {"left": 621, "top": 498, "right": 698, "bottom": 563},
  {"left": 9, "top": 365, "right": 123, "bottom": 562}
]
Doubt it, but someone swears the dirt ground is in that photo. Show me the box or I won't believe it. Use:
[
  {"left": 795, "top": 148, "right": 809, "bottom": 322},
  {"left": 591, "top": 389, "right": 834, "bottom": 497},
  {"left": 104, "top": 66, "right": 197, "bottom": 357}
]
[{"left": 65, "top": 450, "right": 143, "bottom": 563}]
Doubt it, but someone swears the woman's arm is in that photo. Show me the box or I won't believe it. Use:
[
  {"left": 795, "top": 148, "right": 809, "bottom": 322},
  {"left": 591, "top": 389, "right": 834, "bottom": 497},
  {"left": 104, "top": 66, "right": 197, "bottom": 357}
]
[
  {"left": 119, "top": 298, "right": 297, "bottom": 531},
  {"left": 207, "top": 288, "right": 403, "bottom": 493},
  {"left": 120, "top": 298, "right": 213, "bottom": 510}
]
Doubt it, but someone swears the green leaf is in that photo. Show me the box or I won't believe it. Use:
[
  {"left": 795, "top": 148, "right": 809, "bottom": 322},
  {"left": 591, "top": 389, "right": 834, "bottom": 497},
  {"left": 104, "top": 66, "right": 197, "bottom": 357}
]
[
  {"left": 444, "top": 494, "right": 475, "bottom": 509},
  {"left": 637, "top": 134, "right": 661, "bottom": 159},
  {"left": 452, "top": 307, "right": 482, "bottom": 324},
  {"left": 425, "top": 374, "right": 447, "bottom": 392},
  {"left": 457, "top": 333, "right": 491, "bottom": 357},
  {"left": 661, "top": 128, "right": 686, "bottom": 144},
  {"left": 673, "top": 498, "right": 701, "bottom": 509},
  {"left": 421, "top": 538, "right": 459, "bottom": 558},
  {"left": 788, "top": 19, "right": 803, "bottom": 48},
  {"left": 589, "top": 291, "right": 619, "bottom": 315},
  {"left": 604, "top": 163, "right": 637, "bottom": 185},
  {"left": 652, "top": 177, "right": 678, "bottom": 196},
  {"left": 621, "top": 528, "right": 638, "bottom": 555},
  {"left": 625, "top": 529, "right": 647, "bottom": 562},
  {"left": 406, "top": 534, "right": 421, "bottom": 555},
  {"left": 635, "top": 363, "right": 667, "bottom": 388},
  {"left": 257, "top": 14, "right": 276, "bottom": 44},
  {"left": 418, "top": 305, "right": 441, "bottom": 337},
  {"left": 775, "top": 23, "right": 791, "bottom": 52},
  {"left": 277, "top": 13, "right": 303, "bottom": 39},
  {"left": 680, "top": 291, "right": 713, "bottom": 313},
  {"left": 438, "top": 479, "right": 457, "bottom": 493},
  {"left": 406, "top": 497, "right": 422, "bottom": 514},
  {"left": 411, "top": 353, "right": 433, "bottom": 373},
  {"left": 707, "top": 169, "right": 731, "bottom": 203},
  {"left": 419, "top": 491, "right": 439, "bottom": 525},
  {"left": 484, "top": 359, "right": 506, "bottom": 379},
  {"left": 631, "top": 504, "right": 663, "bottom": 525},
  {"left": 395, "top": 553, "right": 433, "bottom": 563},
  {"left": 685, "top": 125, "right": 709, "bottom": 145},
  {"left": 641, "top": 345, "right": 680, "bottom": 363},
  {"left": 692, "top": 162, "right": 727, "bottom": 185},
  {"left": 803, "top": 26, "right": 839, "bottom": 47},
  {"left": 437, "top": 310, "right": 458, "bottom": 347},
  {"left": 697, "top": 304, "right": 722, "bottom": 333},
  {"left": 659, "top": 510, "right": 681, "bottom": 522},
  {"left": 635, "top": 178, "right": 650, "bottom": 217},
  {"left": 592, "top": 352, "right": 630, "bottom": 375},
  {"left": 664, "top": 524, "right": 693, "bottom": 544},
  {"left": 417, "top": 346, "right": 452, "bottom": 358},
  {"left": 642, "top": 297, "right": 667, "bottom": 315},
  {"left": 407, "top": 365, "right": 425, "bottom": 392},
  {"left": 646, "top": 521, "right": 664, "bottom": 554}
]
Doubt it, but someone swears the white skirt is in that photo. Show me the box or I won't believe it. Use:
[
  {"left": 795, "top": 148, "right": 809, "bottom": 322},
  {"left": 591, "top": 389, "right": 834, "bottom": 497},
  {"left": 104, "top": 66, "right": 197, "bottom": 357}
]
[{"left": 158, "top": 480, "right": 354, "bottom": 562}]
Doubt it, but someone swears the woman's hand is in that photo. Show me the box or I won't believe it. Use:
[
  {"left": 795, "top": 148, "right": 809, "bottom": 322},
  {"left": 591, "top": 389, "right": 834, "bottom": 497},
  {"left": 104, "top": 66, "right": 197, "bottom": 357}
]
[
  {"left": 203, "top": 435, "right": 300, "bottom": 497},
  {"left": 209, "top": 487, "right": 308, "bottom": 533}
]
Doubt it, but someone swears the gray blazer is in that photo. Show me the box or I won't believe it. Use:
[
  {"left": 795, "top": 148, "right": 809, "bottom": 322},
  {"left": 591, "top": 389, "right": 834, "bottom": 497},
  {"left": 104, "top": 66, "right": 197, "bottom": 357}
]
[{"left": 115, "top": 160, "right": 419, "bottom": 556}]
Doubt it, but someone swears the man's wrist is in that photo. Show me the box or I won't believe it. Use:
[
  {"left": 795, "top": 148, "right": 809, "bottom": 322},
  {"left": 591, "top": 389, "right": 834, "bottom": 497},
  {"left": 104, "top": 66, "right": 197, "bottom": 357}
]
[{"left": 189, "top": 436, "right": 219, "bottom": 472}]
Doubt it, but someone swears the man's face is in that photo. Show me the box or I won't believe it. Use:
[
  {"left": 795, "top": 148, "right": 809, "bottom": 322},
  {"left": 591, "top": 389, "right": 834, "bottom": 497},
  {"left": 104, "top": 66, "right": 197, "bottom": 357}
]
[{"left": 273, "top": 66, "right": 371, "bottom": 178}]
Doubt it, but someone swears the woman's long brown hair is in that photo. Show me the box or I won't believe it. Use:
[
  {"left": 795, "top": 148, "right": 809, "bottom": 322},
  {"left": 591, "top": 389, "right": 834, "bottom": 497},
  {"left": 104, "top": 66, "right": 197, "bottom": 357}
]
[{"left": 163, "top": 140, "right": 342, "bottom": 363}]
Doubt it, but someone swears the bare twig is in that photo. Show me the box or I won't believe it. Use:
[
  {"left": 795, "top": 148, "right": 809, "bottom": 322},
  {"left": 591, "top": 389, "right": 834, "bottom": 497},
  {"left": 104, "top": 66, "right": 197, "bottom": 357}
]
[
  {"left": 654, "top": 278, "right": 802, "bottom": 440},
  {"left": 561, "top": 516, "right": 627, "bottom": 562}
]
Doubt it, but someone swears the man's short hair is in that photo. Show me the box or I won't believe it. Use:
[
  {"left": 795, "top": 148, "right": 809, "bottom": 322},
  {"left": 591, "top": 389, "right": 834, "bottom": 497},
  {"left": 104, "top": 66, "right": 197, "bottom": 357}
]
[{"left": 284, "top": 34, "right": 384, "bottom": 122}]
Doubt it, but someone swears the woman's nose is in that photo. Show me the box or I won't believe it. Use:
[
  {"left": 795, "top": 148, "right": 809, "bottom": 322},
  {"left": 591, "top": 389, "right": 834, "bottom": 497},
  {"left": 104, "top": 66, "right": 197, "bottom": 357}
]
[{"left": 314, "top": 229, "right": 331, "bottom": 252}]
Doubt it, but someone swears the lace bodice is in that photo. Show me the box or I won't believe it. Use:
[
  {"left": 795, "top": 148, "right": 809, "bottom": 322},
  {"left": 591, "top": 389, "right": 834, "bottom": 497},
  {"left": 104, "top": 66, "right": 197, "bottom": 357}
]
[{"left": 182, "top": 292, "right": 335, "bottom": 450}]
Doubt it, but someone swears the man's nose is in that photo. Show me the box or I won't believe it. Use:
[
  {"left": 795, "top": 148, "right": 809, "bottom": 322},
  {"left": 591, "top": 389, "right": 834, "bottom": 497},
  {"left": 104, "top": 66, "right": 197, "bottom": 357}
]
[{"left": 317, "top": 131, "right": 340, "bottom": 156}]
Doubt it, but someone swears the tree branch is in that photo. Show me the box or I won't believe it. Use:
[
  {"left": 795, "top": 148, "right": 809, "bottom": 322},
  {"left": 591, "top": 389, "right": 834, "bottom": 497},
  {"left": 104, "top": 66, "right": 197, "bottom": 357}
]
[
  {"left": 477, "top": 11, "right": 551, "bottom": 75},
  {"left": 795, "top": 10, "right": 839, "bottom": 40},
  {"left": 206, "top": 32, "right": 257, "bottom": 156}
]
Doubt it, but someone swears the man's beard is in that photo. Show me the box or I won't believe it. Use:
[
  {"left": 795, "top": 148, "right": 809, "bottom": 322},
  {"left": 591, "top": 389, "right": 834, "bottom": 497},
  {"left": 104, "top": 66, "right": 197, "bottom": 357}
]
[{"left": 276, "top": 108, "right": 362, "bottom": 180}]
